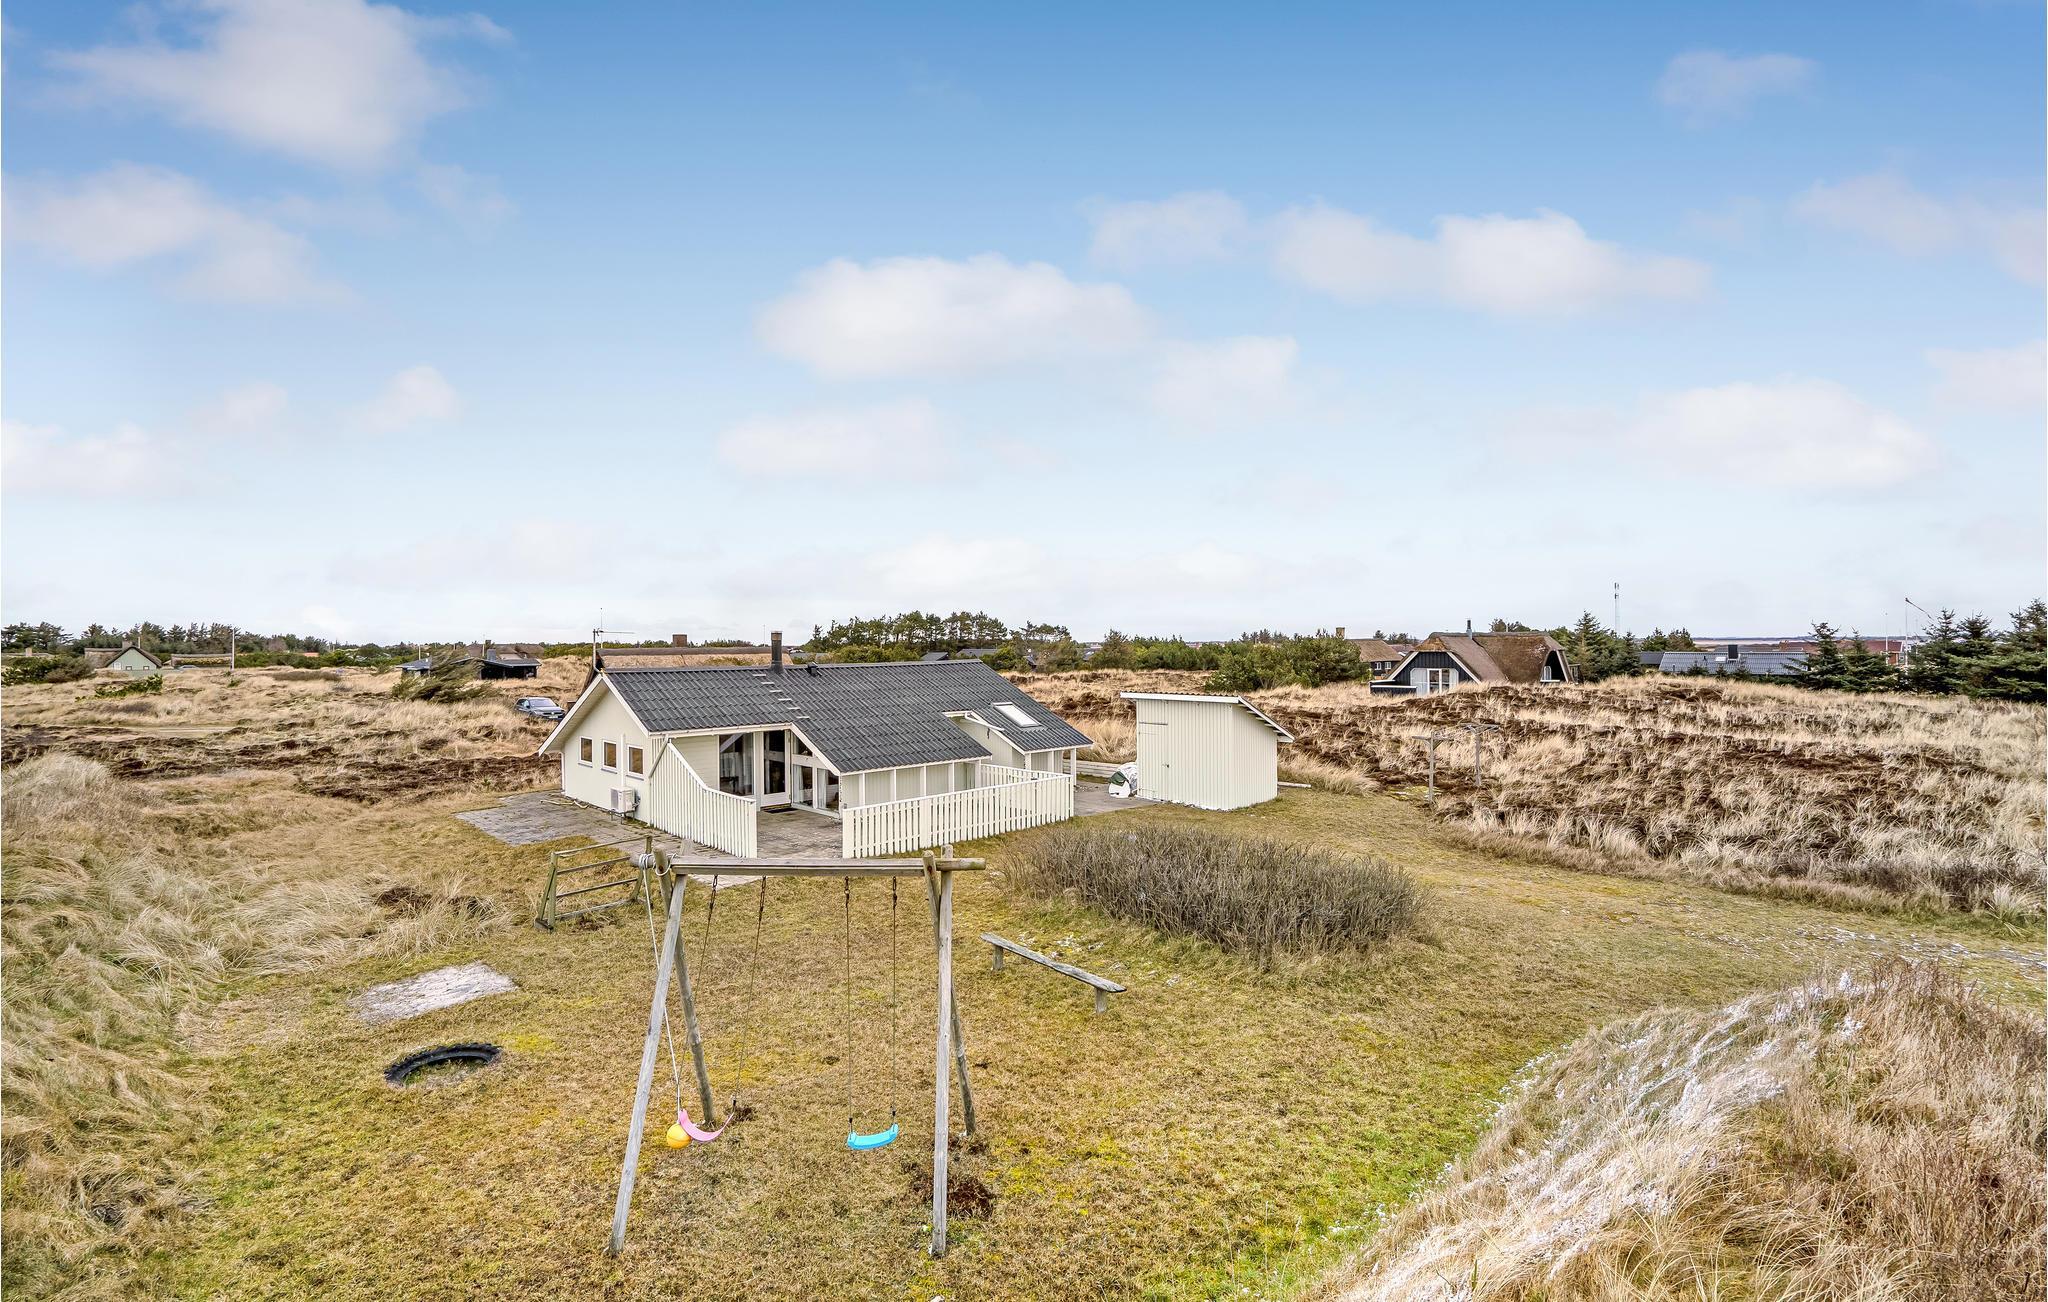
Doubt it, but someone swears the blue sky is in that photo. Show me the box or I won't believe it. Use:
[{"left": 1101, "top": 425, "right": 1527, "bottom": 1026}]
[{"left": 4, "top": 1, "right": 2042, "bottom": 644}]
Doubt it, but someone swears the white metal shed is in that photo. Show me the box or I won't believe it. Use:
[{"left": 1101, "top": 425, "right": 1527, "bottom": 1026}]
[{"left": 1119, "top": 692, "right": 1294, "bottom": 811}]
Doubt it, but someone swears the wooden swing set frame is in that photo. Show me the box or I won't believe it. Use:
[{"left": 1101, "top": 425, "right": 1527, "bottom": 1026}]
[{"left": 607, "top": 844, "right": 984, "bottom": 1259}]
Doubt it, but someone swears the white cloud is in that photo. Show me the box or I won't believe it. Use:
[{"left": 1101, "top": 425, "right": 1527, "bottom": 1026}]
[
  {"left": 1270, "top": 204, "right": 1708, "bottom": 314},
  {"left": 52, "top": 0, "right": 509, "bottom": 171},
  {"left": 2, "top": 418, "right": 183, "bottom": 497},
  {"left": 1149, "top": 336, "right": 1302, "bottom": 426},
  {"left": 1554, "top": 378, "right": 1939, "bottom": 489},
  {"left": 756, "top": 254, "right": 1151, "bottom": 379},
  {"left": 193, "top": 381, "right": 291, "bottom": 436},
  {"left": 4, "top": 163, "right": 345, "bottom": 303},
  {"left": 297, "top": 604, "right": 357, "bottom": 638},
  {"left": 1656, "top": 50, "right": 1815, "bottom": 125},
  {"left": 1927, "top": 341, "right": 2046, "bottom": 410},
  {"left": 716, "top": 399, "right": 953, "bottom": 478},
  {"left": 1682, "top": 197, "right": 1769, "bottom": 244},
  {"left": 360, "top": 365, "right": 460, "bottom": 431},
  {"left": 1792, "top": 172, "right": 2045, "bottom": 284},
  {"left": 1171, "top": 542, "right": 1256, "bottom": 585},
  {"left": 865, "top": 533, "right": 1047, "bottom": 599},
  {"left": 414, "top": 162, "right": 513, "bottom": 231},
  {"left": 1085, "top": 190, "right": 1250, "bottom": 269}
]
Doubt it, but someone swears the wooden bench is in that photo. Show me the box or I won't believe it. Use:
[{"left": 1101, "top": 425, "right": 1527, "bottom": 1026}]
[{"left": 981, "top": 933, "right": 1127, "bottom": 1013}]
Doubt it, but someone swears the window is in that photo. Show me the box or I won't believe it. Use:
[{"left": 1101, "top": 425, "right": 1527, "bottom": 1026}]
[
  {"left": 717, "top": 733, "right": 754, "bottom": 796},
  {"left": 627, "top": 746, "right": 644, "bottom": 775},
  {"left": 579, "top": 738, "right": 593, "bottom": 764},
  {"left": 602, "top": 741, "right": 618, "bottom": 770},
  {"left": 992, "top": 701, "right": 1042, "bottom": 729},
  {"left": 1425, "top": 668, "right": 1457, "bottom": 693}
]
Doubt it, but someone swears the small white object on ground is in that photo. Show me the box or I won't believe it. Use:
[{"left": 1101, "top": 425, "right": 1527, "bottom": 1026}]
[
  {"left": 350, "top": 961, "right": 517, "bottom": 1026},
  {"left": 1106, "top": 762, "right": 1140, "bottom": 799}
]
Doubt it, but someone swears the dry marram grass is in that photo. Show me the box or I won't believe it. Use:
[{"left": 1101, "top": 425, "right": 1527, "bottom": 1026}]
[
  {"left": 1320, "top": 961, "right": 2046, "bottom": 1301},
  {"left": 1015, "top": 670, "right": 2048, "bottom": 916},
  {"left": 0, "top": 752, "right": 512, "bottom": 1297}
]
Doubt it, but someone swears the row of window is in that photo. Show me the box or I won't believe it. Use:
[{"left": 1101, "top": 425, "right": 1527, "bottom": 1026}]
[{"left": 577, "top": 737, "right": 644, "bottom": 775}]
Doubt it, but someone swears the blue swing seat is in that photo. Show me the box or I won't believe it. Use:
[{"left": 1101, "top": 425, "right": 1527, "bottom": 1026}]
[{"left": 846, "top": 1123, "right": 899, "bottom": 1151}]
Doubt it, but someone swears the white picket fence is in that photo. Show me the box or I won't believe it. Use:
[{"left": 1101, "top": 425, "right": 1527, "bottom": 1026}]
[
  {"left": 643, "top": 743, "right": 758, "bottom": 858},
  {"left": 842, "top": 766, "right": 1073, "bottom": 857}
]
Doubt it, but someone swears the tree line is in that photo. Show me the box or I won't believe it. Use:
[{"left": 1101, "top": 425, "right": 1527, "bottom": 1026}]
[{"left": 10, "top": 602, "right": 2041, "bottom": 702}]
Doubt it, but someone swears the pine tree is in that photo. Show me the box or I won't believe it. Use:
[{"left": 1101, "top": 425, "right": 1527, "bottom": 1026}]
[
  {"left": 1842, "top": 633, "right": 1900, "bottom": 693},
  {"left": 1906, "top": 609, "right": 1963, "bottom": 695},
  {"left": 1978, "top": 599, "right": 2047, "bottom": 703},
  {"left": 1092, "top": 630, "right": 1134, "bottom": 669},
  {"left": 1792, "top": 623, "right": 1848, "bottom": 690}
]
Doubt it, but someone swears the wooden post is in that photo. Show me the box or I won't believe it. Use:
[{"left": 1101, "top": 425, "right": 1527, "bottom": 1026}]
[
  {"left": 672, "top": 875, "right": 717, "bottom": 1128},
  {"left": 1471, "top": 729, "right": 1483, "bottom": 787},
  {"left": 922, "top": 850, "right": 976, "bottom": 1136},
  {"left": 607, "top": 857, "right": 689, "bottom": 1256},
  {"left": 929, "top": 866, "right": 955, "bottom": 1258}
]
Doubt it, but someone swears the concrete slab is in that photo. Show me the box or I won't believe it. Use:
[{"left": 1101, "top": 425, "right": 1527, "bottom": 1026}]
[
  {"left": 1074, "top": 781, "right": 1157, "bottom": 818},
  {"left": 351, "top": 961, "right": 517, "bottom": 1025},
  {"left": 456, "top": 790, "right": 833, "bottom": 887}
]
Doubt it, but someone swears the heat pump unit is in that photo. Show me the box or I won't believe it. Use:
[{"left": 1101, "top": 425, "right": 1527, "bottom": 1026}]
[{"left": 610, "top": 787, "right": 638, "bottom": 815}]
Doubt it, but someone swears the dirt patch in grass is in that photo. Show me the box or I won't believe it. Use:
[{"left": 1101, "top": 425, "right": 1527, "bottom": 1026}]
[{"left": 903, "top": 1157, "right": 999, "bottom": 1218}]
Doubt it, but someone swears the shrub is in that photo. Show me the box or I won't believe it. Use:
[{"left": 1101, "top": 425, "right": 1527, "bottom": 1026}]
[
  {"left": 1010, "top": 822, "right": 1422, "bottom": 967},
  {"left": 2, "top": 655, "right": 93, "bottom": 685},
  {"left": 93, "top": 674, "right": 164, "bottom": 698}
]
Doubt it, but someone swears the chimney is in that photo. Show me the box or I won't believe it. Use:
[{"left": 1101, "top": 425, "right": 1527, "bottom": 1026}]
[
  {"left": 673, "top": 633, "right": 689, "bottom": 647},
  {"left": 770, "top": 630, "right": 783, "bottom": 674},
  {"left": 1466, "top": 619, "right": 1473, "bottom": 635},
  {"left": 1335, "top": 626, "right": 1347, "bottom": 641}
]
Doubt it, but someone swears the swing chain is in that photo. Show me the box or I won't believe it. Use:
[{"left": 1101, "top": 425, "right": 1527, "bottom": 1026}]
[
  {"left": 843, "top": 876, "right": 855, "bottom": 1130},
  {"left": 888, "top": 876, "right": 899, "bottom": 1122},
  {"left": 729, "top": 876, "right": 767, "bottom": 1115}
]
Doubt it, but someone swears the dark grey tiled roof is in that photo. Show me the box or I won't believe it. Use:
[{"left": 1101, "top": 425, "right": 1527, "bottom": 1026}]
[{"left": 605, "top": 660, "right": 1091, "bottom": 773}]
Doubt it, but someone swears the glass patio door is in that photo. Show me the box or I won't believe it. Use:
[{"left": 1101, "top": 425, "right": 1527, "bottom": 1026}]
[{"left": 760, "top": 729, "right": 790, "bottom": 806}]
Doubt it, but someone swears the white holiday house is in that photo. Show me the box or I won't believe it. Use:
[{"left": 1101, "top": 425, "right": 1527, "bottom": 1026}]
[{"left": 537, "top": 652, "right": 1089, "bottom": 858}]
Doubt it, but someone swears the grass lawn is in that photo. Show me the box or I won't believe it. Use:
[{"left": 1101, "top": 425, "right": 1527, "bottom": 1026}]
[{"left": 135, "top": 785, "right": 2043, "bottom": 1301}]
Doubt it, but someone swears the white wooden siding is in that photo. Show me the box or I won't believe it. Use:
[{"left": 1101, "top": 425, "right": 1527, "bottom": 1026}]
[
  {"left": 559, "top": 688, "right": 653, "bottom": 810},
  {"left": 1129, "top": 695, "right": 1279, "bottom": 811}
]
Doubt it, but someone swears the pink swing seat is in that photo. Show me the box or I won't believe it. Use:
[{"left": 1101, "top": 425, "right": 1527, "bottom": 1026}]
[{"left": 677, "top": 1107, "right": 725, "bottom": 1143}]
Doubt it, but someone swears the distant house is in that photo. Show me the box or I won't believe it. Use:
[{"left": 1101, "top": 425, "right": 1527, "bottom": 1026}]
[
  {"left": 1655, "top": 645, "right": 1807, "bottom": 677},
  {"left": 84, "top": 645, "right": 163, "bottom": 674},
  {"left": 399, "top": 644, "right": 541, "bottom": 679},
  {"left": 1693, "top": 635, "right": 1907, "bottom": 668},
  {"left": 1335, "top": 627, "right": 1411, "bottom": 679},
  {"left": 1369, "top": 631, "right": 1574, "bottom": 696},
  {"left": 594, "top": 633, "right": 782, "bottom": 669}
]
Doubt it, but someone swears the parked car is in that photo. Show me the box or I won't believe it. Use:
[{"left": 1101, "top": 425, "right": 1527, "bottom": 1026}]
[{"left": 515, "top": 696, "right": 565, "bottom": 721}]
